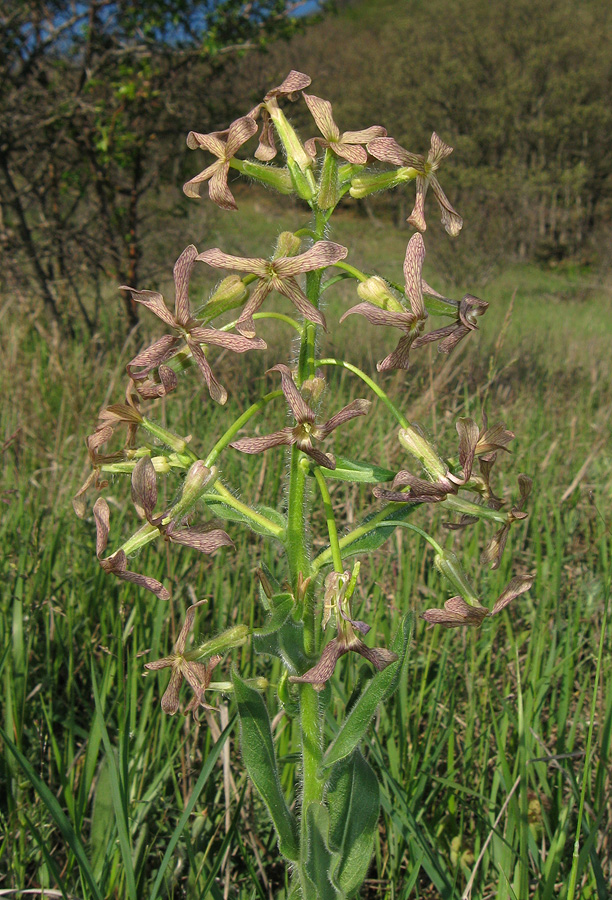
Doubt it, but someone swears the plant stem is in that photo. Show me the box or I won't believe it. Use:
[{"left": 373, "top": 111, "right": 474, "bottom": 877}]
[
  {"left": 313, "top": 467, "right": 344, "bottom": 573},
  {"left": 207, "top": 482, "right": 285, "bottom": 539}
]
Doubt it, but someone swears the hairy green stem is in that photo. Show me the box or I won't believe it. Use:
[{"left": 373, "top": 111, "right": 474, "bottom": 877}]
[
  {"left": 204, "top": 390, "right": 283, "bottom": 467},
  {"left": 313, "top": 467, "right": 344, "bottom": 573},
  {"left": 205, "top": 482, "right": 285, "bottom": 539}
]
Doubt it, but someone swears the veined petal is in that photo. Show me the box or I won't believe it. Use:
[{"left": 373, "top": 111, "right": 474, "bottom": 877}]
[
  {"left": 236, "top": 280, "right": 274, "bottom": 337},
  {"left": 208, "top": 163, "right": 236, "bottom": 211},
  {"left": 93, "top": 497, "right": 111, "bottom": 557},
  {"left": 333, "top": 142, "right": 368, "bottom": 165},
  {"left": 225, "top": 115, "right": 258, "bottom": 158},
  {"left": 183, "top": 161, "right": 222, "bottom": 198},
  {"left": 119, "top": 287, "right": 176, "bottom": 329},
  {"left": 189, "top": 328, "right": 267, "bottom": 354},
  {"left": 289, "top": 639, "right": 346, "bottom": 687},
  {"left": 131, "top": 456, "right": 158, "bottom": 522},
  {"left": 268, "top": 363, "right": 315, "bottom": 424},
  {"left": 173, "top": 245, "right": 198, "bottom": 326},
  {"left": 275, "top": 277, "right": 327, "bottom": 331},
  {"left": 303, "top": 93, "right": 340, "bottom": 142},
  {"left": 168, "top": 526, "right": 234, "bottom": 554},
  {"left": 430, "top": 175, "right": 463, "bottom": 236},
  {"left": 254, "top": 113, "right": 277, "bottom": 161},
  {"left": 340, "top": 302, "right": 416, "bottom": 331},
  {"left": 490, "top": 574, "right": 535, "bottom": 617},
  {"left": 412, "top": 323, "right": 457, "bottom": 349},
  {"left": 275, "top": 241, "right": 348, "bottom": 276},
  {"left": 136, "top": 366, "right": 178, "bottom": 399},
  {"left": 377, "top": 334, "right": 417, "bottom": 372},
  {"left": 403, "top": 233, "right": 426, "bottom": 319},
  {"left": 342, "top": 126, "right": 387, "bottom": 144},
  {"left": 352, "top": 640, "right": 398, "bottom": 670},
  {"left": 422, "top": 596, "right": 488, "bottom": 628},
  {"left": 455, "top": 417, "right": 479, "bottom": 483},
  {"left": 188, "top": 340, "right": 227, "bottom": 404},
  {"left": 230, "top": 430, "right": 294, "bottom": 454},
  {"left": 127, "top": 334, "right": 182, "bottom": 379},
  {"left": 186, "top": 131, "right": 226, "bottom": 157},
  {"left": 367, "top": 137, "right": 421, "bottom": 168},
  {"left": 197, "top": 248, "right": 268, "bottom": 275},
  {"left": 264, "top": 70, "right": 311, "bottom": 101},
  {"left": 428, "top": 132, "right": 454, "bottom": 168},
  {"left": 318, "top": 398, "right": 371, "bottom": 437},
  {"left": 160, "top": 667, "right": 183, "bottom": 714},
  {"left": 303, "top": 446, "right": 336, "bottom": 469},
  {"left": 406, "top": 177, "right": 427, "bottom": 232}
]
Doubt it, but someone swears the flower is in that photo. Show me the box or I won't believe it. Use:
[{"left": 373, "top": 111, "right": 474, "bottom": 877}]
[
  {"left": 481, "top": 474, "right": 532, "bottom": 569},
  {"left": 229, "top": 364, "right": 370, "bottom": 470},
  {"left": 421, "top": 574, "right": 535, "bottom": 628},
  {"left": 302, "top": 93, "right": 386, "bottom": 164},
  {"left": 183, "top": 116, "right": 258, "bottom": 209},
  {"left": 367, "top": 132, "right": 463, "bottom": 236},
  {"left": 340, "top": 233, "right": 428, "bottom": 371},
  {"left": 144, "top": 600, "right": 222, "bottom": 715},
  {"left": 412, "top": 293, "right": 489, "bottom": 355},
  {"left": 123, "top": 245, "right": 266, "bottom": 404},
  {"left": 197, "top": 240, "right": 348, "bottom": 338},
  {"left": 290, "top": 570, "right": 397, "bottom": 690},
  {"left": 248, "top": 70, "right": 312, "bottom": 162}
]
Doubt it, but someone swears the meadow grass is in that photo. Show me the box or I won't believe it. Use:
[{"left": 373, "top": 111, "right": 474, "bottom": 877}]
[{"left": 1, "top": 204, "right": 611, "bottom": 899}]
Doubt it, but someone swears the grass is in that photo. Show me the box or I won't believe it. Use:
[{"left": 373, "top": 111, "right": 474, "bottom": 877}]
[{"left": 1, "top": 199, "right": 611, "bottom": 899}]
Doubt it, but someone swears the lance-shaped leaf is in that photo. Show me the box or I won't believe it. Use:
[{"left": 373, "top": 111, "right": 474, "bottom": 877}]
[
  {"left": 252, "top": 593, "right": 294, "bottom": 658},
  {"left": 326, "top": 750, "right": 380, "bottom": 897},
  {"left": 309, "top": 455, "right": 395, "bottom": 484},
  {"left": 320, "top": 614, "right": 413, "bottom": 772},
  {"left": 303, "top": 802, "right": 343, "bottom": 900},
  {"left": 232, "top": 671, "right": 299, "bottom": 861}
]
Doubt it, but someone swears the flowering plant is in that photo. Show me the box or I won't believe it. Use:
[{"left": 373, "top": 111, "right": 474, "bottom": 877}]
[{"left": 78, "top": 70, "right": 533, "bottom": 897}]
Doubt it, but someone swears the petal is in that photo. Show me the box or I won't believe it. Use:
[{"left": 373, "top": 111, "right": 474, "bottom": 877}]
[
  {"left": 430, "top": 175, "right": 463, "bottom": 236},
  {"left": 264, "top": 70, "right": 311, "bottom": 100},
  {"left": 421, "top": 596, "right": 487, "bottom": 628},
  {"left": 174, "top": 599, "right": 208, "bottom": 653},
  {"left": 173, "top": 245, "right": 198, "bottom": 326},
  {"left": 236, "top": 280, "right": 273, "bottom": 337},
  {"left": 268, "top": 364, "right": 315, "bottom": 424},
  {"left": 189, "top": 327, "right": 267, "bottom": 354},
  {"left": 367, "top": 137, "right": 421, "bottom": 167},
  {"left": 254, "top": 114, "right": 277, "bottom": 161},
  {"left": 481, "top": 523, "right": 511, "bottom": 570},
  {"left": 458, "top": 294, "right": 488, "bottom": 328},
  {"left": 304, "top": 136, "right": 325, "bottom": 159},
  {"left": 333, "top": 142, "right": 368, "bottom": 165},
  {"left": 341, "top": 126, "right": 387, "bottom": 144},
  {"left": 403, "top": 233, "right": 426, "bottom": 319},
  {"left": 303, "top": 93, "right": 340, "bottom": 142},
  {"left": 225, "top": 115, "right": 258, "bottom": 157},
  {"left": 93, "top": 497, "right": 110, "bottom": 557},
  {"left": 340, "top": 302, "right": 416, "bottom": 331},
  {"left": 318, "top": 398, "right": 371, "bottom": 436},
  {"left": 428, "top": 132, "right": 454, "bottom": 168},
  {"left": 208, "top": 163, "right": 237, "bottom": 211},
  {"left": 289, "top": 639, "right": 346, "bottom": 687},
  {"left": 160, "top": 668, "right": 183, "bottom": 715},
  {"left": 185, "top": 131, "right": 226, "bottom": 156},
  {"left": 411, "top": 323, "right": 458, "bottom": 350},
  {"left": 127, "top": 334, "right": 182, "bottom": 379},
  {"left": 188, "top": 340, "right": 227, "bottom": 404},
  {"left": 275, "top": 241, "right": 348, "bottom": 276},
  {"left": 406, "top": 177, "right": 427, "bottom": 232},
  {"left": 168, "top": 526, "right": 234, "bottom": 554},
  {"left": 377, "top": 334, "right": 417, "bottom": 372},
  {"left": 131, "top": 456, "right": 158, "bottom": 522},
  {"left": 144, "top": 656, "right": 174, "bottom": 671},
  {"left": 197, "top": 248, "right": 268, "bottom": 275},
  {"left": 275, "top": 277, "right": 327, "bottom": 331},
  {"left": 455, "top": 417, "right": 479, "bottom": 483},
  {"left": 352, "top": 640, "right": 398, "bottom": 670},
  {"left": 119, "top": 287, "right": 177, "bottom": 329},
  {"left": 135, "top": 365, "right": 178, "bottom": 399},
  {"left": 438, "top": 324, "right": 470, "bottom": 353},
  {"left": 303, "top": 446, "right": 336, "bottom": 470},
  {"left": 490, "top": 574, "right": 535, "bottom": 617},
  {"left": 182, "top": 161, "right": 222, "bottom": 198},
  {"left": 230, "top": 430, "right": 294, "bottom": 454},
  {"left": 100, "top": 549, "right": 170, "bottom": 600}
]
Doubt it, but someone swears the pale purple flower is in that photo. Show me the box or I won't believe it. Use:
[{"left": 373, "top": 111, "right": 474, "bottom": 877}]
[
  {"left": 368, "top": 132, "right": 463, "bottom": 236},
  {"left": 183, "top": 116, "right": 257, "bottom": 209},
  {"left": 197, "top": 241, "right": 348, "bottom": 337},
  {"left": 422, "top": 574, "right": 534, "bottom": 628},
  {"left": 229, "top": 364, "right": 370, "bottom": 470},
  {"left": 247, "top": 70, "right": 312, "bottom": 161},
  {"left": 481, "top": 474, "right": 532, "bottom": 569},
  {"left": 302, "top": 93, "right": 386, "bottom": 164},
  {"left": 123, "top": 245, "right": 266, "bottom": 404},
  {"left": 412, "top": 293, "right": 489, "bottom": 354}
]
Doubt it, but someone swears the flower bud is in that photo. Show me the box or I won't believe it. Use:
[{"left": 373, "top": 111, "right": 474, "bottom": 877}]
[
  {"left": 357, "top": 276, "right": 405, "bottom": 313},
  {"left": 170, "top": 462, "right": 217, "bottom": 519},
  {"left": 301, "top": 375, "right": 325, "bottom": 405},
  {"left": 274, "top": 231, "right": 302, "bottom": 259},
  {"left": 317, "top": 149, "right": 339, "bottom": 210},
  {"left": 398, "top": 425, "right": 447, "bottom": 481},
  {"left": 203, "top": 275, "right": 249, "bottom": 322},
  {"left": 350, "top": 167, "right": 416, "bottom": 199},
  {"left": 191, "top": 624, "right": 249, "bottom": 660},
  {"left": 236, "top": 159, "right": 293, "bottom": 194},
  {"left": 267, "top": 104, "right": 313, "bottom": 174},
  {"left": 434, "top": 551, "right": 481, "bottom": 607}
]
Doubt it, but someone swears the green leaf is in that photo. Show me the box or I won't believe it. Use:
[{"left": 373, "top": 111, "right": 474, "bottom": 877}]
[
  {"left": 232, "top": 671, "right": 299, "bottom": 861},
  {"left": 320, "top": 615, "right": 413, "bottom": 771},
  {"left": 326, "top": 751, "right": 380, "bottom": 897},
  {"left": 303, "top": 802, "right": 345, "bottom": 900},
  {"left": 342, "top": 504, "right": 418, "bottom": 559},
  {"left": 313, "top": 456, "right": 395, "bottom": 484},
  {"left": 90, "top": 753, "right": 115, "bottom": 877},
  {"left": 204, "top": 499, "right": 286, "bottom": 536},
  {"left": 252, "top": 594, "right": 293, "bottom": 657}
]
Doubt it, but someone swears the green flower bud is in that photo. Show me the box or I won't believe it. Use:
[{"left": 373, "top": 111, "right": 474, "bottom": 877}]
[
  {"left": 274, "top": 231, "right": 302, "bottom": 259},
  {"left": 191, "top": 624, "right": 249, "bottom": 660},
  {"left": 357, "top": 276, "right": 405, "bottom": 313},
  {"left": 169, "top": 461, "right": 217, "bottom": 520},
  {"left": 267, "top": 105, "right": 313, "bottom": 173},
  {"left": 317, "top": 148, "right": 339, "bottom": 210},
  {"left": 350, "top": 166, "right": 416, "bottom": 199},
  {"left": 398, "top": 425, "right": 447, "bottom": 481},
  {"left": 203, "top": 275, "right": 248, "bottom": 322}
]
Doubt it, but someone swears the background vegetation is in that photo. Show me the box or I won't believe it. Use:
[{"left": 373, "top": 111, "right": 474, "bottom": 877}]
[{"left": 1, "top": 0, "right": 611, "bottom": 898}]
